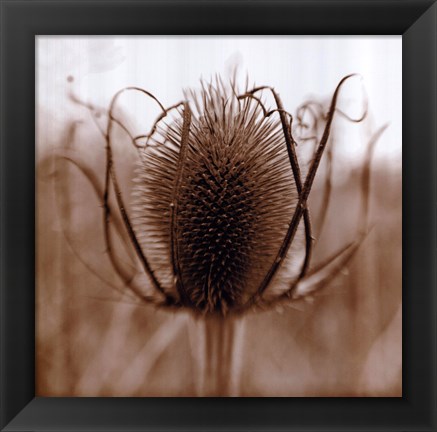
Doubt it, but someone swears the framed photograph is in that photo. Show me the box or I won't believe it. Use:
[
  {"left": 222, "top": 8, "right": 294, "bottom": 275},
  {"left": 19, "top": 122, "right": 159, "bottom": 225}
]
[{"left": 1, "top": 0, "right": 436, "bottom": 431}]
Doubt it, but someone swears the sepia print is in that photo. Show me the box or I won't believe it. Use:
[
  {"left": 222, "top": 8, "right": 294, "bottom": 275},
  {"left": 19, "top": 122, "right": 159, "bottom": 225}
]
[{"left": 36, "top": 37, "right": 402, "bottom": 396}]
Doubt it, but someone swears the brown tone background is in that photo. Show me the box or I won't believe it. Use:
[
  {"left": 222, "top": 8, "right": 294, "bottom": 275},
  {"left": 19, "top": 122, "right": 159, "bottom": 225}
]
[{"left": 36, "top": 110, "right": 401, "bottom": 397}]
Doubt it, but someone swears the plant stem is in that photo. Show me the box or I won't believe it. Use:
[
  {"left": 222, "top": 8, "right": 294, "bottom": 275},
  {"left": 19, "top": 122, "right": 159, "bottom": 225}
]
[{"left": 188, "top": 314, "right": 246, "bottom": 396}]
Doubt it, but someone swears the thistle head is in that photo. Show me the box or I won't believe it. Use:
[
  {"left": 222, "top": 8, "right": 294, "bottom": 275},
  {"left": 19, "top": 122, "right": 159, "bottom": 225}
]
[{"left": 133, "top": 78, "right": 302, "bottom": 314}]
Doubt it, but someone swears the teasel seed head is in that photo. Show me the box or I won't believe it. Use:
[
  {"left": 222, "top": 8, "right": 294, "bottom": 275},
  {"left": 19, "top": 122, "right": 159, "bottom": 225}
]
[{"left": 132, "top": 78, "right": 301, "bottom": 314}]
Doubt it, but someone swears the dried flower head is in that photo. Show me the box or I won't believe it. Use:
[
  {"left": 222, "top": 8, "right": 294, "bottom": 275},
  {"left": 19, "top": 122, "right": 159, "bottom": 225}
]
[
  {"left": 59, "top": 73, "right": 373, "bottom": 317},
  {"left": 133, "top": 79, "right": 298, "bottom": 314}
]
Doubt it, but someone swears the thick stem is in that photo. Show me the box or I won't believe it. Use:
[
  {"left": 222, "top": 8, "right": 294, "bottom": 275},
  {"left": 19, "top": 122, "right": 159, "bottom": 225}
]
[{"left": 188, "top": 315, "right": 246, "bottom": 396}]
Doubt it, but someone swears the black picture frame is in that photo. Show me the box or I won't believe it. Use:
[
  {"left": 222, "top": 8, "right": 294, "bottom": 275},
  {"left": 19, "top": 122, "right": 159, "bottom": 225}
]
[{"left": 1, "top": 0, "right": 436, "bottom": 431}]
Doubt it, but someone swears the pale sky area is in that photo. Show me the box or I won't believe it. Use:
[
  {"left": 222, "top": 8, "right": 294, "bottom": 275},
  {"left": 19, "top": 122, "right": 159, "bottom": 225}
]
[{"left": 37, "top": 36, "right": 401, "bottom": 163}]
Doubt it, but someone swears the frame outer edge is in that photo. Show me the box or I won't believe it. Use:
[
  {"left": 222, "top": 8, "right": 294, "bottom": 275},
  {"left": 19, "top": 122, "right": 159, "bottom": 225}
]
[{"left": 0, "top": 0, "right": 436, "bottom": 431}]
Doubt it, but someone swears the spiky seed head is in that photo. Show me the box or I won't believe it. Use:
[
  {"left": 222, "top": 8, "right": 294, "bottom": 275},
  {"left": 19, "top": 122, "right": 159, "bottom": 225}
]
[{"left": 133, "top": 78, "right": 300, "bottom": 314}]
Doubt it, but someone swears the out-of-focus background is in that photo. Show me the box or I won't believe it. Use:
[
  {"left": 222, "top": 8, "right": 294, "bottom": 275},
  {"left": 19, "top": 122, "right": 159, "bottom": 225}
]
[{"left": 36, "top": 37, "right": 402, "bottom": 396}]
